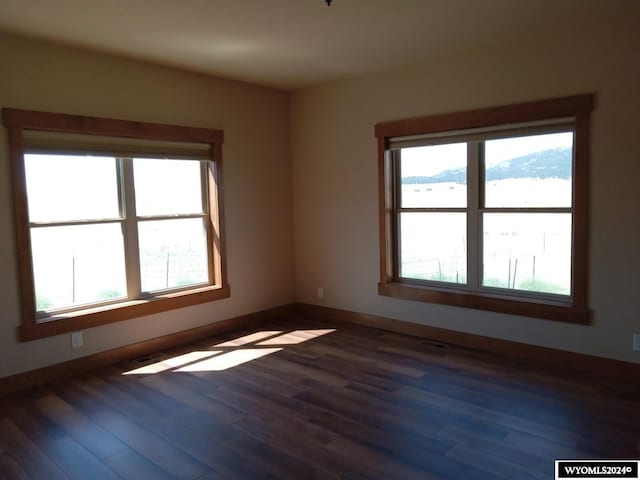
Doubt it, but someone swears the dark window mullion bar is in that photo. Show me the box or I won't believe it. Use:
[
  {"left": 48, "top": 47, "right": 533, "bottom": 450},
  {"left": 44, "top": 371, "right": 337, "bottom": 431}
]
[
  {"left": 393, "top": 150, "right": 402, "bottom": 280},
  {"left": 477, "top": 142, "right": 485, "bottom": 289},
  {"left": 467, "top": 142, "right": 480, "bottom": 289}
]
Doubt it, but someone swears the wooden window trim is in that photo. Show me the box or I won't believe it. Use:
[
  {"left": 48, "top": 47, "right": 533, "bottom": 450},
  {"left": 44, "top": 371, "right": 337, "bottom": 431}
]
[
  {"left": 2, "top": 108, "right": 229, "bottom": 341},
  {"left": 375, "top": 94, "right": 594, "bottom": 324}
]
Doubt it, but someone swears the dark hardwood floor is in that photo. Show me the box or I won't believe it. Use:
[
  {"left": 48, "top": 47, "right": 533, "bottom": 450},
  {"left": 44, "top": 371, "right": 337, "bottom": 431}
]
[{"left": 1, "top": 316, "right": 639, "bottom": 479}]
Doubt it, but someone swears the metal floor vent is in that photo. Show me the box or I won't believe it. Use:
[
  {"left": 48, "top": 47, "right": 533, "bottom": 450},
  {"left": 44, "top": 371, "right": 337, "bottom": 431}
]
[
  {"left": 133, "top": 352, "right": 167, "bottom": 365},
  {"left": 422, "top": 340, "right": 449, "bottom": 350}
]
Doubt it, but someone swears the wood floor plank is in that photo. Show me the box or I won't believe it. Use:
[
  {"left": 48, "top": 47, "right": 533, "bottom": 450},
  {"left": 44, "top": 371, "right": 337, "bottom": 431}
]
[
  {"left": 503, "top": 430, "right": 594, "bottom": 461},
  {"left": 6, "top": 400, "right": 122, "bottom": 480},
  {"left": 1, "top": 315, "right": 639, "bottom": 479},
  {"left": 32, "top": 392, "right": 128, "bottom": 459},
  {"left": 0, "top": 418, "right": 69, "bottom": 480},
  {"left": 231, "top": 416, "right": 364, "bottom": 479},
  {"left": 445, "top": 442, "right": 546, "bottom": 480},
  {"left": 139, "top": 373, "right": 245, "bottom": 421},
  {"left": 101, "top": 449, "right": 176, "bottom": 480},
  {"left": 50, "top": 380, "right": 210, "bottom": 480},
  {"left": 325, "top": 436, "right": 437, "bottom": 480},
  {"left": 392, "top": 383, "right": 582, "bottom": 445},
  {"left": 73, "top": 375, "right": 266, "bottom": 479},
  {"left": 0, "top": 452, "right": 32, "bottom": 480},
  {"left": 258, "top": 353, "right": 351, "bottom": 388}
]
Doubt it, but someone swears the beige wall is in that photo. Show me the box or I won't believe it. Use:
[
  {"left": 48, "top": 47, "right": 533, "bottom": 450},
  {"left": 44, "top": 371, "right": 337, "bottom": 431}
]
[
  {"left": 2, "top": 4, "right": 639, "bottom": 380},
  {"left": 291, "top": 8, "right": 640, "bottom": 363},
  {"left": 0, "top": 34, "right": 295, "bottom": 378}
]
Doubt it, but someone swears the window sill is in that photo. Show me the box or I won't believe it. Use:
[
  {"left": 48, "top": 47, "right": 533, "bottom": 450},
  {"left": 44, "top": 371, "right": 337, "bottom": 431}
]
[
  {"left": 20, "top": 284, "right": 230, "bottom": 341},
  {"left": 378, "top": 281, "right": 589, "bottom": 324}
]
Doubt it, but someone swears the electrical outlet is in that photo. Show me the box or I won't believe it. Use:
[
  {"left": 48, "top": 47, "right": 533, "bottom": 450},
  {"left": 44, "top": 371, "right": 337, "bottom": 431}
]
[
  {"left": 633, "top": 333, "right": 640, "bottom": 352},
  {"left": 317, "top": 287, "right": 324, "bottom": 299},
  {"left": 71, "top": 331, "right": 83, "bottom": 349}
]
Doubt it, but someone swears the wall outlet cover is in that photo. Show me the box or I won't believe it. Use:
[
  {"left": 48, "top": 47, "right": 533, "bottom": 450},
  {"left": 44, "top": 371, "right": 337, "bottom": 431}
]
[
  {"left": 71, "top": 331, "right": 84, "bottom": 349},
  {"left": 317, "top": 287, "right": 324, "bottom": 299},
  {"left": 633, "top": 333, "right": 640, "bottom": 352}
]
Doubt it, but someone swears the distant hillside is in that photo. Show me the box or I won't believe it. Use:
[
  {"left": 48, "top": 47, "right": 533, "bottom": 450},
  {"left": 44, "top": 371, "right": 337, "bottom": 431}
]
[{"left": 402, "top": 147, "right": 571, "bottom": 184}]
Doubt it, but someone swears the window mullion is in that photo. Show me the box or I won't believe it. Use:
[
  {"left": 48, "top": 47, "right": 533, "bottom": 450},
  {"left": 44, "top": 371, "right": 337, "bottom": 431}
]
[
  {"left": 393, "top": 150, "right": 402, "bottom": 280},
  {"left": 136, "top": 213, "right": 208, "bottom": 222},
  {"left": 200, "top": 161, "right": 210, "bottom": 215},
  {"left": 467, "top": 142, "right": 481, "bottom": 289},
  {"left": 200, "top": 160, "right": 215, "bottom": 284},
  {"left": 121, "top": 158, "right": 142, "bottom": 299}
]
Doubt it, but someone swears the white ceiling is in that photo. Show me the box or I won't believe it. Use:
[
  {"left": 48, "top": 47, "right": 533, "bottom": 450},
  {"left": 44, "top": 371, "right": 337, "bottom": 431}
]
[{"left": 0, "top": 0, "right": 632, "bottom": 90}]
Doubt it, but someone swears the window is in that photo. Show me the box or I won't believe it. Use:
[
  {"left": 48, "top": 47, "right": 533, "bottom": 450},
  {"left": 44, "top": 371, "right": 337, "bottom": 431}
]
[
  {"left": 375, "top": 95, "right": 594, "bottom": 323},
  {"left": 3, "top": 109, "right": 229, "bottom": 340}
]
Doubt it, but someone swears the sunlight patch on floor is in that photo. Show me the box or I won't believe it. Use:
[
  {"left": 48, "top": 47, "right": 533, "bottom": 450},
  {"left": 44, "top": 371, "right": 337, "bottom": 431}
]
[
  {"left": 257, "top": 329, "right": 336, "bottom": 346},
  {"left": 121, "top": 329, "right": 337, "bottom": 376},
  {"left": 123, "top": 350, "right": 221, "bottom": 375},
  {"left": 213, "top": 330, "right": 283, "bottom": 347},
  {"left": 176, "top": 348, "right": 283, "bottom": 372}
]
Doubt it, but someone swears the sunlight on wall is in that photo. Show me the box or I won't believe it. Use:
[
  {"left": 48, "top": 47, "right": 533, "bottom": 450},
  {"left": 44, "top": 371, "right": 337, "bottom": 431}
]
[{"left": 122, "top": 328, "right": 336, "bottom": 375}]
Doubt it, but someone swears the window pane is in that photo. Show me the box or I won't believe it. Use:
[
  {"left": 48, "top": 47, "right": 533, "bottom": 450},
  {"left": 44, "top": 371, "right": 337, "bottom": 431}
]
[
  {"left": 399, "top": 212, "right": 467, "bottom": 283},
  {"left": 134, "top": 158, "right": 204, "bottom": 216},
  {"left": 25, "top": 154, "right": 120, "bottom": 222},
  {"left": 31, "top": 224, "right": 127, "bottom": 312},
  {"left": 483, "top": 213, "right": 571, "bottom": 295},
  {"left": 484, "top": 132, "right": 573, "bottom": 208},
  {"left": 400, "top": 143, "right": 467, "bottom": 208},
  {"left": 139, "top": 218, "right": 209, "bottom": 292}
]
